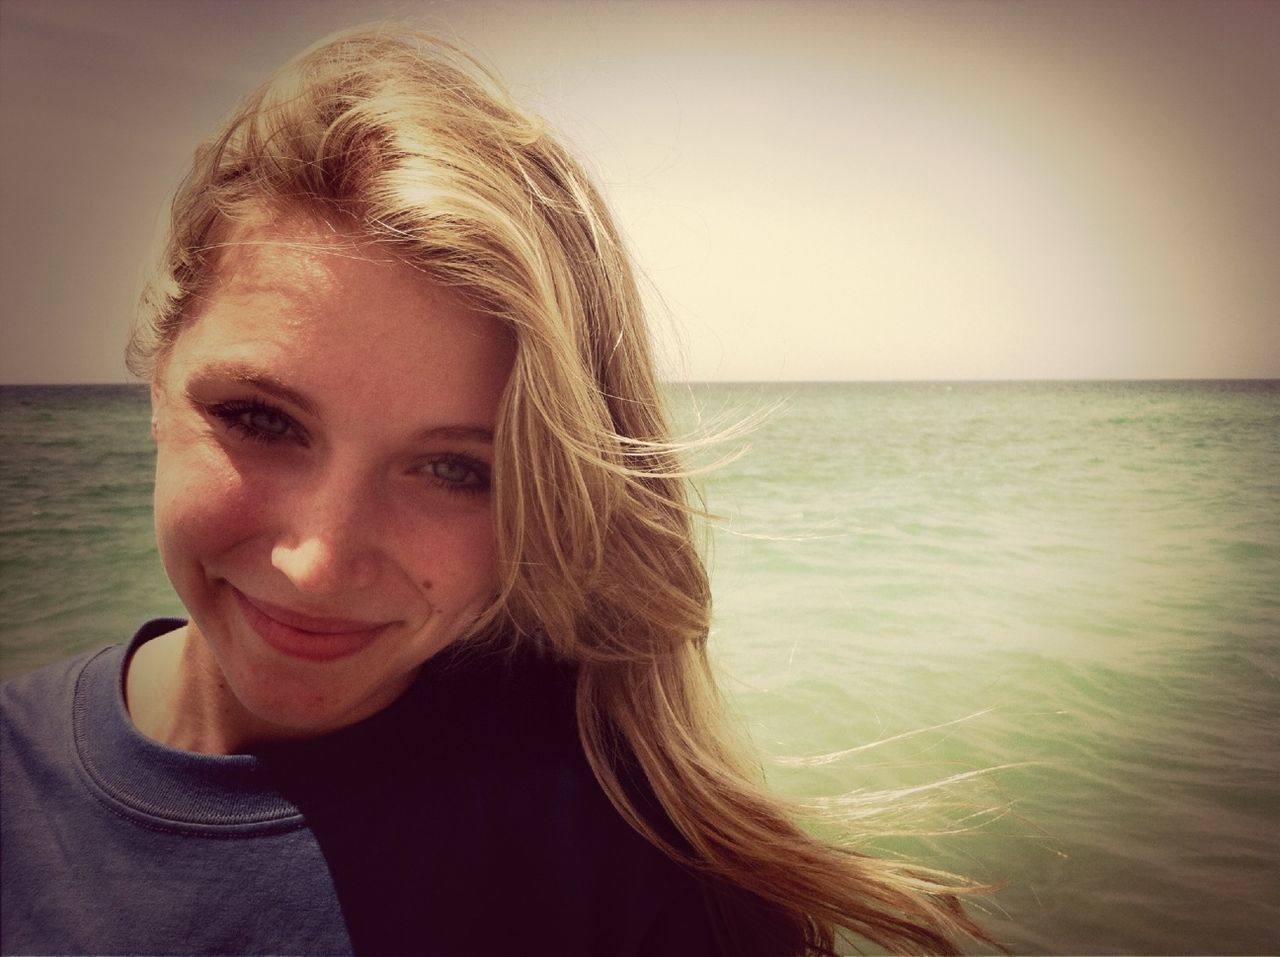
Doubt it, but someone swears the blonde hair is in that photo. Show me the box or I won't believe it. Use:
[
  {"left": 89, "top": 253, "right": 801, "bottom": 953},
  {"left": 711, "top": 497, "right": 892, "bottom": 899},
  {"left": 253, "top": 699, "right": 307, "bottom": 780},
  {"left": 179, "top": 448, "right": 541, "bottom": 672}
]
[{"left": 128, "top": 26, "right": 996, "bottom": 955}]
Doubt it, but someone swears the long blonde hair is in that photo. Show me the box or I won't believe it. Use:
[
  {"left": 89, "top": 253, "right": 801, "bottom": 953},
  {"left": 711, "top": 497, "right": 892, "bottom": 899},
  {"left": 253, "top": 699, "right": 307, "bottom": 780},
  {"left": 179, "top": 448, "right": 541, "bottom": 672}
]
[{"left": 127, "top": 26, "right": 996, "bottom": 955}]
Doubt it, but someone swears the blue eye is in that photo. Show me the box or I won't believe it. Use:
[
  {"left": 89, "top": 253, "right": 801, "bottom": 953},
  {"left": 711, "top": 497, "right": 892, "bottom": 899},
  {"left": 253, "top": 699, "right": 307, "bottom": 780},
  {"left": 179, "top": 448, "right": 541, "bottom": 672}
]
[
  {"left": 206, "top": 400, "right": 298, "bottom": 444},
  {"left": 432, "top": 459, "right": 474, "bottom": 483},
  {"left": 423, "top": 456, "right": 490, "bottom": 495}
]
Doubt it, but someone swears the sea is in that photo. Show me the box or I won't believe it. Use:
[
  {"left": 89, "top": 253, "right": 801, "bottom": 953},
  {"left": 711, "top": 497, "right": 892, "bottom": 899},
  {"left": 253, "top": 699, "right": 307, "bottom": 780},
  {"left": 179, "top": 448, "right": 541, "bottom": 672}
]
[{"left": 1, "top": 379, "right": 1277, "bottom": 955}]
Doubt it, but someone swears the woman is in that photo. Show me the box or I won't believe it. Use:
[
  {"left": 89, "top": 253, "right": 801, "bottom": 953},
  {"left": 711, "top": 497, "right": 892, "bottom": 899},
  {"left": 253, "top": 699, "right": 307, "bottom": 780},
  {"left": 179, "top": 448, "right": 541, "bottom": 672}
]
[{"left": 1, "top": 25, "right": 993, "bottom": 956}]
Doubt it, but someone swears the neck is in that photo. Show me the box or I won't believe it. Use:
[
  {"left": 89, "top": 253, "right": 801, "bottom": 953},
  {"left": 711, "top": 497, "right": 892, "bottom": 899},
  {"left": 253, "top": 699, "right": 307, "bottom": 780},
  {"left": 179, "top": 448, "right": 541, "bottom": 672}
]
[{"left": 124, "top": 623, "right": 289, "bottom": 755}]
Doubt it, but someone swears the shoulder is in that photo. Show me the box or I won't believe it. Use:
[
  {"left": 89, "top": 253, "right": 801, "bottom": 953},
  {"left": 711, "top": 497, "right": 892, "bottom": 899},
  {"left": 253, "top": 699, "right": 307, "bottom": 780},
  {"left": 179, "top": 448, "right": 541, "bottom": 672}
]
[
  {"left": 1, "top": 619, "right": 187, "bottom": 823},
  {"left": 298, "top": 641, "right": 721, "bottom": 955},
  {"left": 1, "top": 644, "right": 111, "bottom": 755},
  {"left": 1, "top": 620, "right": 182, "bottom": 754}
]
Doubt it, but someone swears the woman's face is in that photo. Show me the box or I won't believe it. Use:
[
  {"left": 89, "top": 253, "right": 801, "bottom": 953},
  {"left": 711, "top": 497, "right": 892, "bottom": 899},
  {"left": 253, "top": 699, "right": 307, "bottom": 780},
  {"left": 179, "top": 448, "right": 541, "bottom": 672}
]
[{"left": 150, "top": 213, "right": 515, "bottom": 738}]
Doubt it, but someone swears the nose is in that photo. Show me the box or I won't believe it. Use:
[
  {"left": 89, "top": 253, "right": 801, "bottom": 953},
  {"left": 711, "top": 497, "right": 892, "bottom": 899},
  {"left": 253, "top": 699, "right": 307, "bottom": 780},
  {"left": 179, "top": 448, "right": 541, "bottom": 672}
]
[{"left": 270, "top": 469, "right": 382, "bottom": 596}]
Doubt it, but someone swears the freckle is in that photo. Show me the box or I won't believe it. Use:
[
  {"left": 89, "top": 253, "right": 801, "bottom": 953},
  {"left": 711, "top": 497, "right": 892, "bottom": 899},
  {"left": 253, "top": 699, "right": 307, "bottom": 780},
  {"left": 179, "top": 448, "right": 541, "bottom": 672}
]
[{"left": 421, "top": 579, "right": 434, "bottom": 590}]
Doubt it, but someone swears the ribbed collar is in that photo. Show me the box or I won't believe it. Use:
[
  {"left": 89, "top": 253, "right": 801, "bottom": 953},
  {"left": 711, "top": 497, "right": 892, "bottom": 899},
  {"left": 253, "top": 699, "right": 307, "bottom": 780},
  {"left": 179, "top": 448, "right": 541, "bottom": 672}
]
[{"left": 70, "top": 619, "right": 557, "bottom": 835}]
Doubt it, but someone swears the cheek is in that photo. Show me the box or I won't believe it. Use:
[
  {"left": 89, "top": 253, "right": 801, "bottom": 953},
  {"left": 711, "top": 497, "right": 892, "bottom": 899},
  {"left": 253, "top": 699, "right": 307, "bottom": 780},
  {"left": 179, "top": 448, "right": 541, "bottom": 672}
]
[
  {"left": 397, "top": 512, "right": 500, "bottom": 604},
  {"left": 153, "top": 444, "right": 272, "bottom": 576}
]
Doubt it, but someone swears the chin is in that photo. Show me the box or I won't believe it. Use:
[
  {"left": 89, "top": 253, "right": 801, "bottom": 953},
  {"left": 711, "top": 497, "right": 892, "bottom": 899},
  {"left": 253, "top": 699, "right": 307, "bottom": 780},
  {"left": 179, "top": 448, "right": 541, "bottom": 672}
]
[
  {"left": 189, "top": 585, "right": 425, "bottom": 740},
  {"left": 225, "top": 645, "right": 422, "bottom": 740}
]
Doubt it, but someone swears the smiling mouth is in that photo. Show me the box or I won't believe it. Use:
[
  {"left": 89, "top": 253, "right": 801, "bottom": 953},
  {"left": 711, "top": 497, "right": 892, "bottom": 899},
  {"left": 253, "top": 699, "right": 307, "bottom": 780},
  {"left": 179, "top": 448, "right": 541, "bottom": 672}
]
[{"left": 231, "top": 587, "right": 391, "bottom": 662}]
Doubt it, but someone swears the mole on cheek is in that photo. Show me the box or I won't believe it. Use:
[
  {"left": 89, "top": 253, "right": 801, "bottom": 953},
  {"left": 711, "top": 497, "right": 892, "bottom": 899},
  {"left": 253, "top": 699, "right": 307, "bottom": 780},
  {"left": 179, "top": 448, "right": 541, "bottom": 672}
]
[{"left": 421, "top": 580, "right": 433, "bottom": 590}]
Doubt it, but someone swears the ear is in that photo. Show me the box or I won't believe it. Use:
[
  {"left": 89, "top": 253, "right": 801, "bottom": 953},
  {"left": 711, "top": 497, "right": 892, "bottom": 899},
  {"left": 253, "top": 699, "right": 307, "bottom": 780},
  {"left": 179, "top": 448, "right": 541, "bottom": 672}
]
[{"left": 149, "top": 382, "right": 162, "bottom": 440}]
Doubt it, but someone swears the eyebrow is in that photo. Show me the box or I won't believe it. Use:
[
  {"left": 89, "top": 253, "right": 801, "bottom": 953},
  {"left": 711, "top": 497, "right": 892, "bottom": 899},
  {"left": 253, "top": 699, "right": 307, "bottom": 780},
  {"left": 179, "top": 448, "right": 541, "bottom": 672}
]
[
  {"left": 414, "top": 424, "right": 495, "bottom": 444},
  {"left": 191, "top": 363, "right": 320, "bottom": 417},
  {"left": 187, "top": 362, "right": 495, "bottom": 444}
]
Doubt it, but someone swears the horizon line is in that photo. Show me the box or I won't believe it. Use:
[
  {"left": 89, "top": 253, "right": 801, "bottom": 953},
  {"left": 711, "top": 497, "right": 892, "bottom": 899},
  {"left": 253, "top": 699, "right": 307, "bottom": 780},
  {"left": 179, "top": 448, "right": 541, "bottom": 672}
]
[{"left": 3, "top": 375, "right": 1279, "bottom": 389}]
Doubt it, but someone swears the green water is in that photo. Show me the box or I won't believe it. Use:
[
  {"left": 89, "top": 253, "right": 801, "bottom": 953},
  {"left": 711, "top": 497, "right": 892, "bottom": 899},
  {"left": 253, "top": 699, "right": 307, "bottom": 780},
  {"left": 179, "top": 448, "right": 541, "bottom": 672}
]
[{"left": 691, "top": 380, "right": 1279, "bottom": 954}]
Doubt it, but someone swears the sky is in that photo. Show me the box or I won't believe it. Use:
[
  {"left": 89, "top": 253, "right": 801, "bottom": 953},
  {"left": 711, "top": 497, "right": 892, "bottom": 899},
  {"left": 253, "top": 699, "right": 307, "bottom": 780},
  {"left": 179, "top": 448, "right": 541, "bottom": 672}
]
[{"left": 1, "top": 0, "right": 1276, "bottom": 383}]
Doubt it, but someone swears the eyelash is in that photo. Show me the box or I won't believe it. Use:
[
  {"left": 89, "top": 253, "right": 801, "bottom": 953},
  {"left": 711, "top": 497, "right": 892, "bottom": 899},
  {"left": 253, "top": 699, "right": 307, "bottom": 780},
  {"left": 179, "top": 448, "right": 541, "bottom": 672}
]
[
  {"left": 202, "top": 399, "right": 490, "bottom": 496},
  {"left": 206, "top": 398, "right": 298, "bottom": 445},
  {"left": 416, "top": 456, "right": 491, "bottom": 496}
]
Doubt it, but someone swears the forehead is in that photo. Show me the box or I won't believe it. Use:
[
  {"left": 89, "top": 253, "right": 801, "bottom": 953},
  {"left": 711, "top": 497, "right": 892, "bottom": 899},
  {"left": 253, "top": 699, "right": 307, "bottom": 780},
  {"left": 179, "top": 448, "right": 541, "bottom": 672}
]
[
  {"left": 168, "top": 212, "right": 515, "bottom": 423},
  {"left": 206, "top": 212, "right": 408, "bottom": 305}
]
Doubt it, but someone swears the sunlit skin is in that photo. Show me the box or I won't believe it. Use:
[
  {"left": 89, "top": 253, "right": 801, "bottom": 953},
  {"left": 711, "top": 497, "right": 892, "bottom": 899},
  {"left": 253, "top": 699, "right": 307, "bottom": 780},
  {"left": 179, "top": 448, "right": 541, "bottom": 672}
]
[{"left": 126, "top": 212, "right": 515, "bottom": 755}]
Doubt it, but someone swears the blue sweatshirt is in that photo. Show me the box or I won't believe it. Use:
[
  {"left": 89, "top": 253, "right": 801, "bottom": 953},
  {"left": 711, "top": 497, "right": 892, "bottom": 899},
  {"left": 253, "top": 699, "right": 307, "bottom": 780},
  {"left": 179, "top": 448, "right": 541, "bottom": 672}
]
[{"left": 1, "top": 619, "right": 718, "bottom": 956}]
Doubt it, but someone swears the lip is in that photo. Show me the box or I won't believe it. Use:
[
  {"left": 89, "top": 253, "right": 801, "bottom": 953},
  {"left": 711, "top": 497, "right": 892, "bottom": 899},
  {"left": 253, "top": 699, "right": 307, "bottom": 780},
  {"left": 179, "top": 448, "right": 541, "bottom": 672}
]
[{"left": 231, "top": 587, "right": 391, "bottom": 662}]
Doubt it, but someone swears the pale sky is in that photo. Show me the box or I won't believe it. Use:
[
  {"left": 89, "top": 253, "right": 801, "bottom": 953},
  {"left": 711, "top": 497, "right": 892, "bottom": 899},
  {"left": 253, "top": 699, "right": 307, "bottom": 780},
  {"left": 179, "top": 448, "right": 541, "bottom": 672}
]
[{"left": 1, "top": 0, "right": 1277, "bottom": 383}]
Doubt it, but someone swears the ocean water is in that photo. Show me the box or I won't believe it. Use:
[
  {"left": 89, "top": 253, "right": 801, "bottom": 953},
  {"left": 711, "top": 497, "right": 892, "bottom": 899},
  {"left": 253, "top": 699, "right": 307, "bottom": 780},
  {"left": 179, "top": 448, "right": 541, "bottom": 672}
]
[{"left": 2, "top": 380, "right": 1277, "bottom": 955}]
